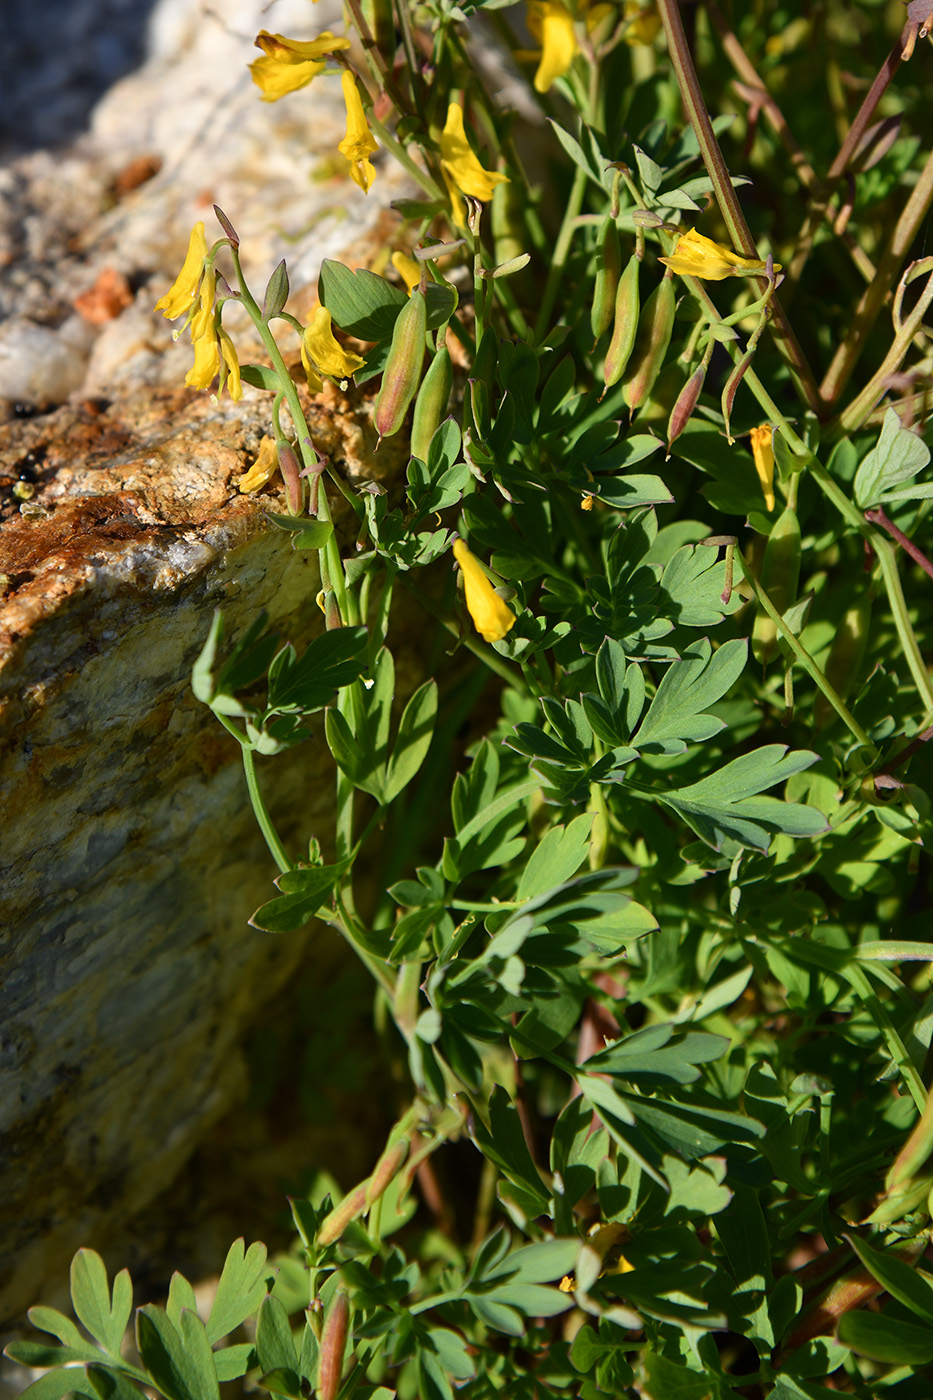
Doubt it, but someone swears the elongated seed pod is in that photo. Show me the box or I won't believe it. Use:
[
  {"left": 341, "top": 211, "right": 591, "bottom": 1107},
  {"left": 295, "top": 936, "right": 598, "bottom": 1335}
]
[
  {"left": 317, "top": 1290, "right": 350, "bottom": 1400},
  {"left": 410, "top": 343, "right": 453, "bottom": 461},
  {"left": 374, "top": 288, "right": 427, "bottom": 441},
  {"left": 814, "top": 593, "right": 872, "bottom": 728},
  {"left": 591, "top": 218, "right": 622, "bottom": 345},
  {"left": 622, "top": 269, "right": 676, "bottom": 411},
  {"left": 667, "top": 364, "right": 706, "bottom": 452},
  {"left": 601, "top": 254, "right": 640, "bottom": 394},
  {"left": 752, "top": 505, "right": 801, "bottom": 665}
]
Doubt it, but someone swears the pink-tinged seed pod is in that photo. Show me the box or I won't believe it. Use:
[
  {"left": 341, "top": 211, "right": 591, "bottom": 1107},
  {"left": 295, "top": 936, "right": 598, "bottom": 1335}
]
[
  {"left": 601, "top": 253, "right": 639, "bottom": 395},
  {"left": 317, "top": 1289, "right": 350, "bottom": 1400},
  {"left": 667, "top": 363, "right": 707, "bottom": 452},
  {"left": 622, "top": 269, "right": 676, "bottom": 412},
  {"left": 277, "top": 441, "right": 304, "bottom": 516},
  {"left": 721, "top": 347, "right": 756, "bottom": 442},
  {"left": 317, "top": 1182, "right": 368, "bottom": 1247},
  {"left": 591, "top": 218, "right": 622, "bottom": 345},
  {"left": 365, "top": 1137, "right": 409, "bottom": 1207},
  {"left": 374, "top": 288, "right": 427, "bottom": 441},
  {"left": 410, "top": 343, "right": 452, "bottom": 462}
]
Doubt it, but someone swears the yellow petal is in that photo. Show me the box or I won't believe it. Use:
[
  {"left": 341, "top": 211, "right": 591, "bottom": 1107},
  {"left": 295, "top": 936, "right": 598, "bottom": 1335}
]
[
  {"left": 749, "top": 425, "right": 776, "bottom": 511},
  {"left": 338, "top": 71, "right": 378, "bottom": 192},
  {"left": 185, "top": 329, "right": 221, "bottom": 390},
  {"left": 301, "top": 306, "right": 366, "bottom": 380},
  {"left": 624, "top": 1, "right": 661, "bottom": 44},
  {"left": 187, "top": 263, "right": 216, "bottom": 342},
  {"left": 527, "top": 1, "right": 578, "bottom": 93},
  {"left": 249, "top": 30, "right": 351, "bottom": 100},
  {"left": 453, "top": 538, "right": 516, "bottom": 643},
  {"left": 219, "top": 327, "right": 243, "bottom": 401},
  {"left": 239, "top": 435, "right": 279, "bottom": 493},
  {"left": 391, "top": 251, "right": 421, "bottom": 294},
  {"left": 440, "top": 104, "right": 509, "bottom": 204},
  {"left": 659, "top": 228, "right": 781, "bottom": 281},
  {"left": 155, "top": 222, "right": 208, "bottom": 319}
]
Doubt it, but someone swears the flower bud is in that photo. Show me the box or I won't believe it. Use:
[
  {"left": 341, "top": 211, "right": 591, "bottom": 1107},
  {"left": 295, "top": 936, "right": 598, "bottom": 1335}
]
[
  {"left": 410, "top": 341, "right": 453, "bottom": 461},
  {"left": 601, "top": 253, "right": 640, "bottom": 395},
  {"left": 591, "top": 218, "right": 622, "bottom": 345},
  {"left": 622, "top": 269, "right": 676, "bottom": 411},
  {"left": 721, "top": 347, "right": 756, "bottom": 442},
  {"left": 666, "top": 363, "right": 706, "bottom": 453},
  {"left": 373, "top": 288, "right": 427, "bottom": 441}
]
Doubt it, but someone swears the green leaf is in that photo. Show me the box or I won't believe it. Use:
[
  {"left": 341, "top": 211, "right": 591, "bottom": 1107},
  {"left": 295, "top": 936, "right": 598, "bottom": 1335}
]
[
  {"left": 586, "top": 1023, "right": 728, "bottom": 1085},
  {"left": 213, "top": 1345, "right": 256, "bottom": 1383},
  {"left": 262, "top": 260, "right": 290, "bottom": 321},
  {"left": 206, "top": 1240, "right": 275, "bottom": 1344},
  {"left": 70, "top": 1252, "right": 132, "bottom": 1359},
  {"left": 837, "top": 1310, "right": 933, "bottom": 1365},
  {"left": 660, "top": 545, "right": 743, "bottom": 628},
  {"left": 263, "top": 514, "right": 335, "bottom": 550},
  {"left": 844, "top": 1233, "right": 933, "bottom": 1326},
  {"left": 659, "top": 745, "right": 826, "bottom": 851},
  {"left": 28, "top": 1306, "right": 88, "bottom": 1349},
  {"left": 385, "top": 679, "right": 438, "bottom": 802},
  {"left": 266, "top": 628, "right": 368, "bottom": 715},
  {"left": 240, "top": 364, "right": 282, "bottom": 392},
  {"left": 642, "top": 1352, "right": 712, "bottom": 1400},
  {"left": 135, "top": 1309, "right": 206, "bottom": 1400},
  {"left": 633, "top": 638, "right": 747, "bottom": 755},
  {"left": 178, "top": 1312, "right": 220, "bottom": 1400},
  {"left": 83, "top": 1367, "right": 144, "bottom": 1400},
  {"left": 249, "top": 862, "right": 348, "bottom": 933},
  {"left": 469, "top": 1085, "right": 550, "bottom": 1211},
  {"left": 13, "top": 1373, "right": 98, "bottom": 1400},
  {"left": 319, "top": 261, "right": 407, "bottom": 339},
  {"left": 255, "top": 1296, "right": 299, "bottom": 1377},
  {"left": 854, "top": 407, "right": 931, "bottom": 509},
  {"left": 166, "top": 1273, "right": 197, "bottom": 1333},
  {"left": 517, "top": 815, "right": 594, "bottom": 899}
]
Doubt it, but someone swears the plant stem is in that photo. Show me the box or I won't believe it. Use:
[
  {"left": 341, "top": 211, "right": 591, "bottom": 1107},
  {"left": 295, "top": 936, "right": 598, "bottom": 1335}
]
[
  {"left": 820, "top": 146, "right": 933, "bottom": 407},
  {"left": 242, "top": 746, "right": 292, "bottom": 874},
  {"left": 534, "top": 162, "right": 588, "bottom": 343},
  {"left": 737, "top": 550, "right": 875, "bottom": 751},
  {"left": 656, "top": 0, "right": 822, "bottom": 416}
]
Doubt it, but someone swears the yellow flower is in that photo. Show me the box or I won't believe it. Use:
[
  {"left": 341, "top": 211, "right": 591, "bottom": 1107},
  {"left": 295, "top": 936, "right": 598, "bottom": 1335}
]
[
  {"left": 749, "top": 425, "right": 775, "bottom": 511},
  {"left": 337, "top": 72, "right": 378, "bottom": 193},
  {"left": 187, "top": 262, "right": 216, "bottom": 343},
  {"left": 301, "top": 306, "right": 366, "bottom": 383},
  {"left": 527, "top": 1, "right": 578, "bottom": 93},
  {"left": 659, "top": 228, "right": 782, "bottom": 281},
  {"left": 391, "top": 250, "right": 422, "bottom": 295},
  {"left": 440, "top": 104, "right": 509, "bottom": 204},
  {"left": 239, "top": 435, "right": 279, "bottom": 493},
  {"left": 249, "top": 31, "right": 351, "bottom": 101},
  {"left": 185, "top": 327, "right": 221, "bottom": 391},
  {"left": 218, "top": 328, "right": 242, "bottom": 401},
  {"left": 155, "top": 223, "right": 209, "bottom": 320},
  {"left": 452, "top": 538, "right": 516, "bottom": 644},
  {"left": 624, "top": 1, "right": 661, "bottom": 44}
]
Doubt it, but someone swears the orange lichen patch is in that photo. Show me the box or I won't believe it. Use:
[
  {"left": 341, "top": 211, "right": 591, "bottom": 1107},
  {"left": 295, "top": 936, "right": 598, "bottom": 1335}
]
[{"left": 73, "top": 268, "right": 134, "bottom": 325}]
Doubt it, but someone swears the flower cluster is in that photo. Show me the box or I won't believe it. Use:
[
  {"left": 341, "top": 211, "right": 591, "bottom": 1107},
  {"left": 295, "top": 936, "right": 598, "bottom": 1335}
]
[{"left": 155, "top": 222, "right": 242, "bottom": 400}]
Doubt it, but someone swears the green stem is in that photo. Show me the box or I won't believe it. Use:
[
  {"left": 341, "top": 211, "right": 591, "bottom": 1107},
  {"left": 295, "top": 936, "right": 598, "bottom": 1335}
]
[
  {"left": 242, "top": 745, "right": 292, "bottom": 874},
  {"left": 656, "top": 0, "right": 822, "bottom": 416},
  {"left": 231, "top": 246, "right": 350, "bottom": 625},
  {"left": 737, "top": 549, "right": 875, "bottom": 751},
  {"left": 533, "top": 163, "right": 588, "bottom": 343},
  {"left": 368, "top": 112, "right": 443, "bottom": 200},
  {"left": 397, "top": 572, "right": 528, "bottom": 690}
]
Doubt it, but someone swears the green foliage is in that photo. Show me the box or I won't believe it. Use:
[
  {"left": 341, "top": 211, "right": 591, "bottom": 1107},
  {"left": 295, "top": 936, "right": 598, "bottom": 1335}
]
[{"left": 14, "top": 3, "right": 933, "bottom": 1400}]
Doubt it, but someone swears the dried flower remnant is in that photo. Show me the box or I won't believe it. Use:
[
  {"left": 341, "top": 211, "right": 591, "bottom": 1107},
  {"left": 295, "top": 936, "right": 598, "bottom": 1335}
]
[
  {"left": 452, "top": 538, "right": 516, "bottom": 643},
  {"left": 659, "top": 228, "right": 781, "bottom": 281}
]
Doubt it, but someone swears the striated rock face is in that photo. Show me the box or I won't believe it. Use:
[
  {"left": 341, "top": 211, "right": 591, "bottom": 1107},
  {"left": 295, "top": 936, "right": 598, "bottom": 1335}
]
[{"left": 0, "top": 0, "right": 410, "bottom": 1323}]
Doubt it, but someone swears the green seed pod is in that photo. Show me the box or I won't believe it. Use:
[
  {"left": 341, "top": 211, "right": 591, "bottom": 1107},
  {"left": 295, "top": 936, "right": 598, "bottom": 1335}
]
[
  {"left": 602, "top": 253, "right": 640, "bottom": 394},
  {"left": 410, "top": 342, "right": 453, "bottom": 461},
  {"left": 591, "top": 217, "right": 622, "bottom": 345},
  {"left": 374, "top": 287, "right": 427, "bottom": 441},
  {"left": 814, "top": 593, "right": 872, "bottom": 729},
  {"left": 622, "top": 269, "right": 676, "bottom": 411},
  {"left": 752, "top": 504, "right": 802, "bottom": 666}
]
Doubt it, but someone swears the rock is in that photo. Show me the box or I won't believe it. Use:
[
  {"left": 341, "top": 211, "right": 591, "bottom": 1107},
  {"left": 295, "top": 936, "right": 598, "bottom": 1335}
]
[{"left": 0, "top": 0, "right": 413, "bottom": 1324}]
